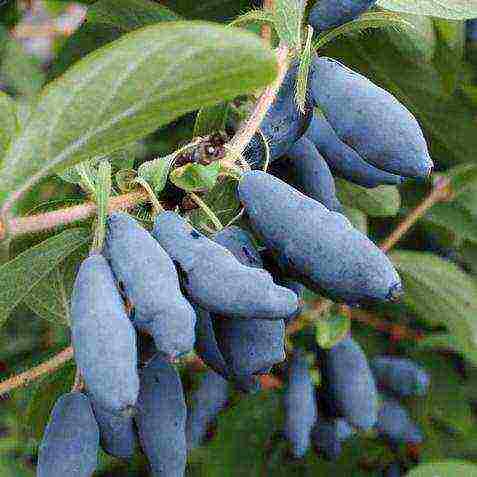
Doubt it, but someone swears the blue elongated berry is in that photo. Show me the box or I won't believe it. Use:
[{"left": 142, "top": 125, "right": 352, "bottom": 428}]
[
  {"left": 38, "top": 392, "right": 99, "bottom": 477},
  {"left": 135, "top": 355, "right": 187, "bottom": 477},
  {"left": 385, "top": 462, "right": 403, "bottom": 477},
  {"left": 370, "top": 356, "right": 430, "bottom": 397},
  {"left": 376, "top": 398, "right": 423, "bottom": 445},
  {"left": 309, "top": 57, "right": 433, "bottom": 178},
  {"left": 213, "top": 317, "right": 285, "bottom": 377},
  {"left": 91, "top": 399, "right": 138, "bottom": 459},
  {"left": 319, "top": 336, "right": 378, "bottom": 430},
  {"left": 312, "top": 418, "right": 354, "bottom": 461},
  {"left": 238, "top": 171, "right": 402, "bottom": 304},
  {"left": 309, "top": 0, "right": 377, "bottom": 32},
  {"left": 153, "top": 212, "right": 298, "bottom": 319},
  {"left": 467, "top": 19, "right": 477, "bottom": 42},
  {"left": 244, "top": 62, "right": 312, "bottom": 168},
  {"left": 194, "top": 306, "right": 260, "bottom": 392},
  {"left": 286, "top": 136, "right": 343, "bottom": 212},
  {"left": 70, "top": 255, "right": 139, "bottom": 413},
  {"left": 213, "top": 226, "right": 263, "bottom": 269},
  {"left": 105, "top": 212, "right": 196, "bottom": 358},
  {"left": 212, "top": 226, "right": 286, "bottom": 376},
  {"left": 305, "top": 114, "right": 403, "bottom": 188},
  {"left": 284, "top": 351, "right": 317, "bottom": 458},
  {"left": 186, "top": 371, "right": 229, "bottom": 450}
]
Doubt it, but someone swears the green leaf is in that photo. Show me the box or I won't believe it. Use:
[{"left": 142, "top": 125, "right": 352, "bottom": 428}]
[
  {"left": 228, "top": 8, "right": 276, "bottom": 29},
  {"left": 419, "top": 333, "right": 477, "bottom": 367},
  {"left": 391, "top": 251, "right": 477, "bottom": 366},
  {"left": 335, "top": 179, "right": 401, "bottom": 217},
  {"left": 48, "top": 23, "right": 123, "bottom": 81},
  {"left": 272, "top": 0, "right": 306, "bottom": 51},
  {"left": 385, "top": 12, "right": 437, "bottom": 63},
  {"left": 315, "top": 313, "right": 350, "bottom": 349},
  {"left": 343, "top": 207, "right": 368, "bottom": 235},
  {"left": 0, "top": 91, "right": 18, "bottom": 162},
  {"left": 93, "top": 161, "right": 112, "bottom": 251},
  {"left": 446, "top": 163, "right": 477, "bottom": 198},
  {"left": 160, "top": 0, "right": 255, "bottom": 22},
  {"left": 377, "top": 0, "right": 477, "bottom": 20},
  {"left": 137, "top": 155, "right": 175, "bottom": 194},
  {"left": 87, "top": 0, "right": 179, "bottom": 30},
  {"left": 0, "top": 22, "right": 277, "bottom": 210},
  {"left": 25, "top": 362, "right": 76, "bottom": 440},
  {"left": 194, "top": 103, "right": 230, "bottom": 137},
  {"left": 170, "top": 162, "right": 221, "bottom": 192},
  {"left": 0, "top": 228, "right": 91, "bottom": 323},
  {"left": 423, "top": 202, "right": 477, "bottom": 244},
  {"left": 406, "top": 460, "right": 477, "bottom": 477}
]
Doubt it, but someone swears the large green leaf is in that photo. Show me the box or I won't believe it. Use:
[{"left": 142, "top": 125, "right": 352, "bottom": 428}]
[
  {"left": 87, "top": 0, "right": 180, "bottom": 30},
  {"left": 391, "top": 251, "right": 477, "bottom": 366},
  {"left": 378, "top": 0, "right": 477, "bottom": 20},
  {"left": 336, "top": 179, "right": 401, "bottom": 217},
  {"left": 0, "top": 228, "right": 90, "bottom": 323},
  {"left": 0, "top": 91, "right": 17, "bottom": 161},
  {"left": 0, "top": 22, "right": 277, "bottom": 209},
  {"left": 406, "top": 460, "right": 477, "bottom": 476}
]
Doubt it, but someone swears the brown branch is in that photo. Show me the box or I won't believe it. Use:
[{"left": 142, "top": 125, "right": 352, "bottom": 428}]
[
  {"left": 380, "top": 177, "right": 452, "bottom": 253},
  {"left": 227, "top": 43, "right": 290, "bottom": 159},
  {"left": 0, "top": 346, "right": 74, "bottom": 396},
  {"left": 1, "top": 190, "right": 149, "bottom": 240}
]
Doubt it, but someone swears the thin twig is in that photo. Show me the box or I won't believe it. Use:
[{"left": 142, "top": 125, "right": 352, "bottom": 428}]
[
  {"left": 380, "top": 177, "right": 452, "bottom": 253},
  {"left": 0, "top": 190, "right": 149, "bottom": 240},
  {"left": 0, "top": 346, "right": 74, "bottom": 397},
  {"left": 226, "top": 43, "right": 289, "bottom": 160}
]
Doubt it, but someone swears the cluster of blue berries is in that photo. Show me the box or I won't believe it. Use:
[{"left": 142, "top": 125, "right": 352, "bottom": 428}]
[{"left": 36, "top": 1, "right": 437, "bottom": 475}]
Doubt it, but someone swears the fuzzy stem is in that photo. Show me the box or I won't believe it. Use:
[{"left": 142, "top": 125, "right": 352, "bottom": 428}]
[
  {"left": 380, "top": 177, "right": 452, "bottom": 253},
  {"left": 226, "top": 43, "right": 289, "bottom": 159},
  {"left": 0, "top": 346, "right": 74, "bottom": 396},
  {"left": 0, "top": 190, "right": 149, "bottom": 240}
]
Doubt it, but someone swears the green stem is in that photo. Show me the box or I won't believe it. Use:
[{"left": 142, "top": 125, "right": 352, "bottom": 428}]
[
  {"left": 135, "top": 177, "right": 165, "bottom": 216},
  {"left": 189, "top": 192, "right": 223, "bottom": 231}
]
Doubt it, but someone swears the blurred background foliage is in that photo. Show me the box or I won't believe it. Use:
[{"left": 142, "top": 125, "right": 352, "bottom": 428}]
[{"left": 0, "top": 0, "right": 476, "bottom": 475}]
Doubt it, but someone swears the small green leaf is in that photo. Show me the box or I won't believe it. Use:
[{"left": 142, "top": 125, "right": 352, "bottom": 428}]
[
  {"left": 194, "top": 103, "right": 230, "bottom": 137},
  {"left": 391, "top": 251, "right": 477, "bottom": 366},
  {"left": 406, "top": 460, "right": 477, "bottom": 477},
  {"left": 343, "top": 207, "right": 368, "bottom": 234},
  {"left": 295, "top": 25, "right": 313, "bottom": 113},
  {"left": 170, "top": 162, "right": 221, "bottom": 192},
  {"left": 377, "top": 0, "right": 477, "bottom": 20},
  {"left": 336, "top": 178, "right": 401, "bottom": 217},
  {"left": 25, "top": 362, "right": 76, "bottom": 440},
  {"left": 315, "top": 313, "right": 350, "bottom": 349},
  {"left": 93, "top": 161, "right": 112, "bottom": 251},
  {"left": 0, "top": 91, "right": 18, "bottom": 162},
  {"left": 0, "top": 228, "right": 91, "bottom": 324},
  {"left": 137, "top": 155, "right": 175, "bottom": 194},
  {"left": 87, "top": 0, "right": 180, "bottom": 30},
  {"left": 0, "top": 22, "right": 277, "bottom": 211}
]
